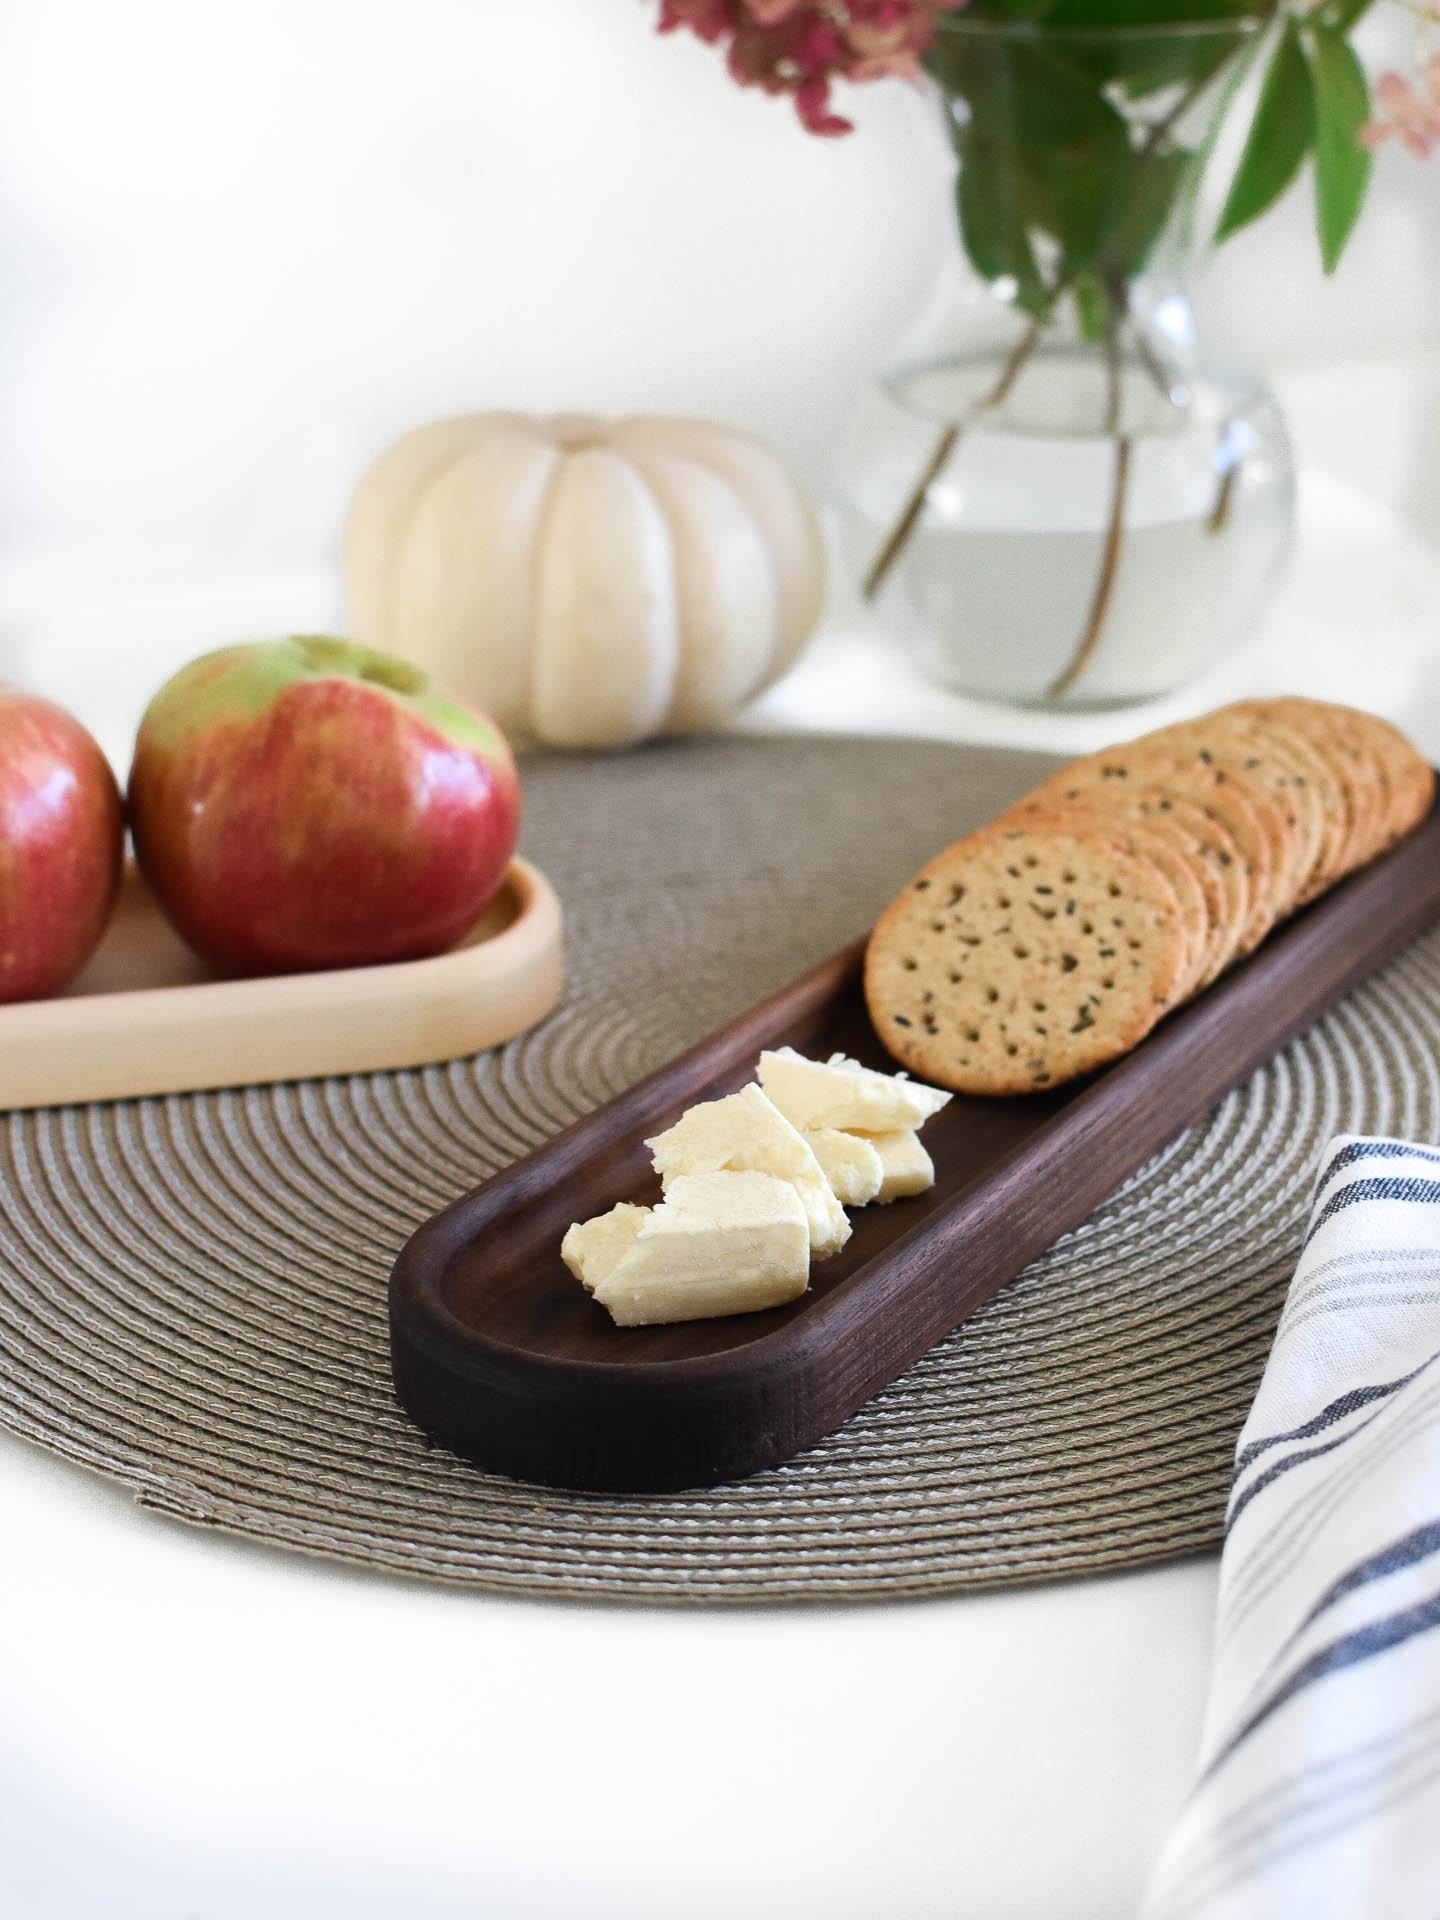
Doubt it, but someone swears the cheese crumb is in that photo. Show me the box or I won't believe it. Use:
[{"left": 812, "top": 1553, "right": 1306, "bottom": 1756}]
[
  {"left": 646, "top": 1082, "right": 849, "bottom": 1259},
  {"left": 803, "top": 1127, "right": 884, "bottom": 1207},
  {"left": 560, "top": 1202, "right": 649, "bottom": 1291},
  {"left": 757, "top": 1046, "right": 952, "bottom": 1134},
  {"left": 851, "top": 1129, "right": 935, "bottom": 1202},
  {"left": 576, "top": 1171, "right": 810, "bottom": 1327}
]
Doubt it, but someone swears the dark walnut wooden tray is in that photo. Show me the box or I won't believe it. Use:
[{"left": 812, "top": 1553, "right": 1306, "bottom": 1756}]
[{"left": 390, "top": 799, "right": 1440, "bottom": 1494}]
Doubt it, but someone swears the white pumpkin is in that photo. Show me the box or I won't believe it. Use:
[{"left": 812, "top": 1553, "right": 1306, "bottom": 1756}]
[{"left": 342, "top": 411, "right": 825, "bottom": 748}]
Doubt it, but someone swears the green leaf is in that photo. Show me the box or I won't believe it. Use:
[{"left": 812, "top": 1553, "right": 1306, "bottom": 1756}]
[
  {"left": 1015, "top": 108, "right": 1134, "bottom": 272},
  {"left": 953, "top": 126, "right": 1051, "bottom": 320},
  {"left": 971, "top": 0, "right": 1258, "bottom": 24},
  {"left": 1106, "top": 145, "right": 1191, "bottom": 279},
  {"left": 1328, "top": 0, "right": 1376, "bottom": 33},
  {"left": 947, "top": 36, "right": 1125, "bottom": 151},
  {"left": 1072, "top": 273, "right": 1114, "bottom": 344},
  {"left": 1105, "top": 29, "right": 1246, "bottom": 102},
  {"left": 1307, "top": 21, "right": 1373, "bottom": 272},
  {"left": 943, "top": 34, "right": 1138, "bottom": 288},
  {"left": 1215, "top": 19, "right": 1313, "bottom": 245}
]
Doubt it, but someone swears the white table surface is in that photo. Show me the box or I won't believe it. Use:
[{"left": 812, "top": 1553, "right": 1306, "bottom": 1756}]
[{"left": 3, "top": 465, "right": 1438, "bottom": 1920}]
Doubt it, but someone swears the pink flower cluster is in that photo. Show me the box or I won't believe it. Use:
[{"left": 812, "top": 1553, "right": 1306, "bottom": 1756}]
[
  {"left": 1363, "top": 55, "right": 1440, "bottom": 158},
  {"left": 657, "top": 0, "right": 969, "bottom": 135}
]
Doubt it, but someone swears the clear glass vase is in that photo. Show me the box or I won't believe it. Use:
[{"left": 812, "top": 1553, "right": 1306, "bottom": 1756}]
[{"left": 835, "top": 17, "right": 1295, "bottom": 712}]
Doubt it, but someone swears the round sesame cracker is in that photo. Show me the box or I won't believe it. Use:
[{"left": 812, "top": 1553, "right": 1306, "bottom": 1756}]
[
  {"left": 1127, "top": 789, "right": 1246, "bottom": 987},
  {"left": 1142, "top": 726, "right": 1309, "bottom": 931},
  {"left": 1244, "top": 697, "right": 1373, "bottom": 878},
  {"left": 1031, "top": 744, "right": 1285, "bottom": 955},
  {"left": 1239, "top": 715, "right": 1349, "bottom": 903},
  {"left": 1157, "top": 708, "right": 1334, "bottom": 913},
  {"left": 1358, "top": 710, "right": 1436, "bottom": 849},
  {"left": 864, "top": 822, "right": 1189, "bottom": 1095},
  {"left": 1003, "top": 799, "right": 1211, "bottom": 1002}
]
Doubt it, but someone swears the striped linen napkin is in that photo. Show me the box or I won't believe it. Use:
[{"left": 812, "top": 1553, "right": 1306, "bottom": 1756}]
[{"left": 1141, "top": 1134, "right": 1440, "bottom": 1920}]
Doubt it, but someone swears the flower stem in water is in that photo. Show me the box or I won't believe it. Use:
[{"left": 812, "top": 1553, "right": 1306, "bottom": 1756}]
[
  {"left": 862, "top": 317, "right": 1042, "bottom": 602},
  {"left": 1048, "top": 328, "right": 1132, "bottom": 700}
]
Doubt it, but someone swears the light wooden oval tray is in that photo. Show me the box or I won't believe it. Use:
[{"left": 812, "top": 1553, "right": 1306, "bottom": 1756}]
[{"left": 0, "top": 856, "right": 563, "bottom": 1110}]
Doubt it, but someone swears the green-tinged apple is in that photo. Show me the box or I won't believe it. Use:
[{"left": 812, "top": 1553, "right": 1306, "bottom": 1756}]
[
  {"left": 127, "top": 636, "right": 521, "bottom": 974},
  {"left": 0, "top": 688, "right": 124, "bottom": 1001}
]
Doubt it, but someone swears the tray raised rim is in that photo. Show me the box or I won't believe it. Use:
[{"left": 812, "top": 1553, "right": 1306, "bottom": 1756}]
[{"left": 0, "top": 854, "right": 564, "bottom": 1109}]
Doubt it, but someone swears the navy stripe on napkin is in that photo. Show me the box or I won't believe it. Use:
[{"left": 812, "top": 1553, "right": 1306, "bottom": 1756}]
[
  {"left": 1231, "top": 1355, "right": 1436, "bottom": 1477},
  {"left": 1284, "top": 1518, "right": 1440, "bottom": 1654},
  {"left": 1226, "top": 1409, "right": 1387, "bottom": 1530},
  {"left": 1204, "top": 1585, "right": 1440, "bottom": 1783},
  {"left": 1312, "top": 1138, "right": 1440, "bottom": 1206},
  {"left": 1304, "top": 1175, "right": 1440, "bottom": 1248}
]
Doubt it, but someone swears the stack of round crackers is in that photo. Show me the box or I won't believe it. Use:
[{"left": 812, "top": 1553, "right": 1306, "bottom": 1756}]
[{"left": 864, "top": 698, "right": 1435, "bottom": 1096}]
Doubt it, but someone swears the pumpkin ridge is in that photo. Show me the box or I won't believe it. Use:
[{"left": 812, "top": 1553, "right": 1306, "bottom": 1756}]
[
  {"left": 675, "top": 442, "right": 785, "bottom": 704},
  {"left": 344, "top": 418, "right": 483, "bottom": 654},
  {"left": 621, "top": 445, "right": 779, "bottom": 732},
  {"left": 612, "top": 416, "right": 822, "bottom": 693},
  {"left": 531, "top": 446, "right": 678, "bottom": 747},
  {"left": 525, "top": 435, "right": 583, "bottom": 737},
  {"left": 386, "top": 426, "right": 499, "bottom": 656}
]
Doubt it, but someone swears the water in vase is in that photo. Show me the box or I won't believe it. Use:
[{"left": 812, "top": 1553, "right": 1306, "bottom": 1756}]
[{"left": 840, "top": 349, "right": 1295, "bottom": 710}]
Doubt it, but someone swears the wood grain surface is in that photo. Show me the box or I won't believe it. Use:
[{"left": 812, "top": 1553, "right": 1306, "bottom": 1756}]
[
  {"left": 0, "top": 857, "right": 562, "bottom": 1109},
  {"left": 389, "top": 796, "right": 1440, "bottom": 1493}
]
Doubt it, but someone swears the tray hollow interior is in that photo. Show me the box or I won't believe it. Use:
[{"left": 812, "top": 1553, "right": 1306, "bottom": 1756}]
[{"left": 437, "top": 968, "right": 1059, "bottom": 1366}]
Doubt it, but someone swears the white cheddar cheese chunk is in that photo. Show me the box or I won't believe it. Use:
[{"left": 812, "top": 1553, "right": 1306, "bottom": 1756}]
[
  {"left": 803, "top": 1127, "right": 884, "bottom": 1207},
  {"left": 757, "top": 1047, "right": 952, "bottom": 1135},
  {"left": 560, "top": 1202, "right": 649, "bottom": 1291},
  {"left": 853, "top": 1129, "right": 935, "bottom": 1202},
  {"left": 581, "top": 1171, "right": 809, "bottom": 1327},
  {"left": 645, "top": 1082, "right": 850, "bottom": 1259}
]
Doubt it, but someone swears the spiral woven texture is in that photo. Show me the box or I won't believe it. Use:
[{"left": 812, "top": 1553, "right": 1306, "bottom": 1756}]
[{"left": 2, "top": 735, "right": 1438, "bottom": 1604}]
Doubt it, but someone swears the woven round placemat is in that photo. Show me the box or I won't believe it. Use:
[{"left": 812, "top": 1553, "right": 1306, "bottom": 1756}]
[{"left": 2, "top": 734, "right": 1439, "bottom": 1605}]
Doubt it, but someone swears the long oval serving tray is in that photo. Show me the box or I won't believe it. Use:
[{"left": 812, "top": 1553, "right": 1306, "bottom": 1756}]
[{"left": 390, "top": 797, "right": 1440, "bottom": 1494}]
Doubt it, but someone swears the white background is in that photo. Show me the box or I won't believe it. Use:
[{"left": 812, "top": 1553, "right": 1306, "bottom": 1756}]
[
  {"left": 2, "top": 0, "right": 1439, "bottom": 616},
  {"left": 2, "top": 9, "right": 1440, "bottom": 1916}
]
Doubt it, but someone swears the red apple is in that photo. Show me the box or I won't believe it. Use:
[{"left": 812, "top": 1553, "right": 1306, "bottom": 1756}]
[
  {"left": 127, "top": 636, "right": 521, "bottom": 974},
  {"left": 0, "top": 688, "right": 124, "bottom": 1002}
]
